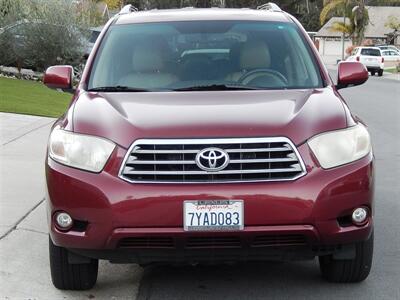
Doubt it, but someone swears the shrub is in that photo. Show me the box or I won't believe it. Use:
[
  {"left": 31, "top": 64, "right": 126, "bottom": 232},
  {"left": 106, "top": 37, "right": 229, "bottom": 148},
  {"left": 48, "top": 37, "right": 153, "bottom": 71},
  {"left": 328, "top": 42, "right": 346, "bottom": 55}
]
[
  {"left": 346, "top": 45, "right": 356, "bottom": 55},
  {"left": 0, "top": 0, "right": 94, "bottom": 71}
]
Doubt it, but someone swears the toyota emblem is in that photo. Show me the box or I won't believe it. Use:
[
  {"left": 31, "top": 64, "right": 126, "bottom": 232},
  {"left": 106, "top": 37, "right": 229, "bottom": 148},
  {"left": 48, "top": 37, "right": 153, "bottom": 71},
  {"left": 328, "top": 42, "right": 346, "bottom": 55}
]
[{"left": 195, "top": 148, "right": 230, "bottom": 172}]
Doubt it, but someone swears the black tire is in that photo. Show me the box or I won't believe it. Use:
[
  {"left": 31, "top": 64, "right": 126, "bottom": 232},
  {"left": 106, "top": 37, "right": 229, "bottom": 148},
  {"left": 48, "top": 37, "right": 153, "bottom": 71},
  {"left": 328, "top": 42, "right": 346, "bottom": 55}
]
[
  {"left": 370, "top": 71, "right": 376, "bottom": 76},
  {"left": 49, "top": 237, "right": 98, "bottom": 290},
  {"left": 378, "top": 69, "right": 383, "bottom": 77},
  {"left": 319, "top": 233, "right": 373, "bottom": 283}
]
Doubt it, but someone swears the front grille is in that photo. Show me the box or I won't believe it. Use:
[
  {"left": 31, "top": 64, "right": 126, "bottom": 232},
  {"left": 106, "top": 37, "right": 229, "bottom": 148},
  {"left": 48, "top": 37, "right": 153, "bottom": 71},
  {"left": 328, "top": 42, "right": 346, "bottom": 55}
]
[
  {"left": 251, "top": 235, "right": 307, "bottom": 247},
  {"left": 186, "top": 236, "right": 241, "bottom": 249},
  {"left": 118, "top": 237, "right": 175, "bottom": 249},
  {"left": 119, "top": 138, "right": 306, "bottom": 183},
  {"left": 117, "top": 235, "right": 307, "bottom": 249}
]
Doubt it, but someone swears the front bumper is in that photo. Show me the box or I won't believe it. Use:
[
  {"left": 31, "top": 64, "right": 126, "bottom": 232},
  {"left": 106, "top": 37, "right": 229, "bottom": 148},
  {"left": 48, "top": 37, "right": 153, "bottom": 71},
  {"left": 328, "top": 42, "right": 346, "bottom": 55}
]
[
  {"left": 67, "top": 224, "right": 370, "bottom": 264},
  {"left": 46, "top": 143, "right": 374, "bottom": 262}
]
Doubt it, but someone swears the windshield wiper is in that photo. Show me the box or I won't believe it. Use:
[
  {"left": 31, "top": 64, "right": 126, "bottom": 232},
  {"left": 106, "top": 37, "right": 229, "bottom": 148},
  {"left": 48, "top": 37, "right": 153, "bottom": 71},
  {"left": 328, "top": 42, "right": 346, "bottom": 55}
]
[
  {"left": 88, "top": 86, "right": 151, "bottom": 92},
  {"left": 172, "top": 84, "right": 261, "bottom": 92}
]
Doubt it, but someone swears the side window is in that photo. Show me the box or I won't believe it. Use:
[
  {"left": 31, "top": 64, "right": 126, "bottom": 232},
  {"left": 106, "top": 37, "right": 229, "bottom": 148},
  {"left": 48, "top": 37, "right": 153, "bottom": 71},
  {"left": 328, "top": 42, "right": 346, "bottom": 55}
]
[
  {"left": 351, "top": 48, "right": 358, "bottom": 56},
  {"left": 281, "top": 29, "right": 318, "bottom": 86}
]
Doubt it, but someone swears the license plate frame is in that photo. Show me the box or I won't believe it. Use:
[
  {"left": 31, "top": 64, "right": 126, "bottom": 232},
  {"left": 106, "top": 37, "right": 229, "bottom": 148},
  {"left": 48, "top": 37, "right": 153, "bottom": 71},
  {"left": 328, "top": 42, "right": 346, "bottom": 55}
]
[{"left": 183, "top": 200, "right": 244, "bottom": 231}]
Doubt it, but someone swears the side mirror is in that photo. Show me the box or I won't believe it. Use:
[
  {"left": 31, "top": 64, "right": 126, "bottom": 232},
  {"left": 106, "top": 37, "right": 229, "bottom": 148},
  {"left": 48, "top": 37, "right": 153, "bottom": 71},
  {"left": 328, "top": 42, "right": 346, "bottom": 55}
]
[
  {"left": 336, "top": 62, "right": 368, "bottom": 90},
  {"left": 43, "top": 65, "right": 74, "bottom": 93}
]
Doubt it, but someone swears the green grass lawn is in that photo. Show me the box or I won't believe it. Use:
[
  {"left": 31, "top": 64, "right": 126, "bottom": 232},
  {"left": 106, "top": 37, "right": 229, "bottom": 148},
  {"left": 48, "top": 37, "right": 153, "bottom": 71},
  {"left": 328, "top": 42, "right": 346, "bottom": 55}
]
[
  {"left": 0, "top": 77, "right": 72, "bottom": 118},
  {"left": 384, "top": 67, "right": 399, "bottom": 74}
]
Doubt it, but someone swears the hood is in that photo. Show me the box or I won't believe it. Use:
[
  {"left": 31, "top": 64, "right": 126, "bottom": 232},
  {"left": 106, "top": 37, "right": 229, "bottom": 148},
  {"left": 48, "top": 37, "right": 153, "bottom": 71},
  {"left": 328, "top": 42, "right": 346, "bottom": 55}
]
[{"left": 72, "top": 89, "right": 347, "bottom": 149}]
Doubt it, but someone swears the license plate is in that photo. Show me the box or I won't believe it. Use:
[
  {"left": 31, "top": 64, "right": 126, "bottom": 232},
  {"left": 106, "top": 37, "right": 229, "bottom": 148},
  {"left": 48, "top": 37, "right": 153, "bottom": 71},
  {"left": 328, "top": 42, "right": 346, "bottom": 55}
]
[{"left": 183, "top": 200, "right": 244, "bottom": 231}]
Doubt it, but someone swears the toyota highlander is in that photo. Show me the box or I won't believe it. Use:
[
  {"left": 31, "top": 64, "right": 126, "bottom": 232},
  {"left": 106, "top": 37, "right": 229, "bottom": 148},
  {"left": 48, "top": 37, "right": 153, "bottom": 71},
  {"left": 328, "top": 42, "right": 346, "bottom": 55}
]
[{"left": 44, "top": 4, "right": 374, "bottom": 290}]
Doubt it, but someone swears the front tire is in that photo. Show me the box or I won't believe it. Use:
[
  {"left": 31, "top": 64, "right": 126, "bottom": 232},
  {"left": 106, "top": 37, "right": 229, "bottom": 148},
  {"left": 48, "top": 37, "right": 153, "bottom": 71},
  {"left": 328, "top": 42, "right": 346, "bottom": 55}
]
[
  {"left": 49, "top": 237, "right": 98, "bottom": 290},
  {"left": 319, "top": 232, "right": 373, "bottom": 283}
]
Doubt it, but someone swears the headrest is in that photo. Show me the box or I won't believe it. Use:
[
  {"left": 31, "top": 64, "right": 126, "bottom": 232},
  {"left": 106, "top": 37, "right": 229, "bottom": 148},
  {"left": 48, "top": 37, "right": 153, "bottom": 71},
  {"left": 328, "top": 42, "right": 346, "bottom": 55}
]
[
  {"left": 132, "top": 39, "right": 165, "bottom": 73},
  {"left": 229, "top": 43, "right": 242, "bottom": 69},
  {"left": 239, "top": 40, "right": 271, "bottom": 70}
]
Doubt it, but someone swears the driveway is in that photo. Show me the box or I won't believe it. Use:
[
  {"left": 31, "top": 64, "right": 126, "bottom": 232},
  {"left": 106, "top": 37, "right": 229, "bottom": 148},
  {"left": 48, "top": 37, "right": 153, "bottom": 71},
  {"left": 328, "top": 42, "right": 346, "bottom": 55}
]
[
  {"left": 0, "top": 72, "right": 399, "bottom": 299},
  {"left": 0, "top": 113, "right": 53, "bottom": 237},
  {"left": 0, "top": 112, "right": 142, "bottom": 299}
]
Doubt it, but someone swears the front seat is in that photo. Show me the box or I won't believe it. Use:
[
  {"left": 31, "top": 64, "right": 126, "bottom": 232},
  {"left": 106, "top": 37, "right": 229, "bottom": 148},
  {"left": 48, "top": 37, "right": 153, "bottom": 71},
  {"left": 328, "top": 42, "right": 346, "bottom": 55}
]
[
  {"left": 226, "top": 40, "right": 272, "bottom": 82},
  {"left": 119, "top": 40, "right": 178, "bottom": 89}
]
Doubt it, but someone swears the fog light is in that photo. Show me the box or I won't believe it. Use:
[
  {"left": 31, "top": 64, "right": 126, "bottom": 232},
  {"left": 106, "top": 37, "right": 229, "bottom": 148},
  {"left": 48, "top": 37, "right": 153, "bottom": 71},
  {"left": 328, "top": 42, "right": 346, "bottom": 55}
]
[
  {"left": 352, "top": 207, "right": 368, "bottom": 225},
  {"left": 55, "top": 212, "right": 73, "bottom": 230}
]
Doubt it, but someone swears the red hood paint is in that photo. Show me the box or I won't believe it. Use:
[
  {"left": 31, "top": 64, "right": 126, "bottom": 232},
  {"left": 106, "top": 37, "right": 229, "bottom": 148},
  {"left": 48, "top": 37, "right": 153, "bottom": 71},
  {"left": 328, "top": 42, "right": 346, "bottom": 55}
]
[{"left": 71, "top": 88, "right": 347, "bottom": 149}]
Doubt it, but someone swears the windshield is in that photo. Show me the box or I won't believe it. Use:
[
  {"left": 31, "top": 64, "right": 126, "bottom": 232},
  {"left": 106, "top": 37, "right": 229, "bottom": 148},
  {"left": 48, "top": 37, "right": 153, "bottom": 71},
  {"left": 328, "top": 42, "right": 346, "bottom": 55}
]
[{"left": 88, "top": 21, "right": 323, "bottom": 91}]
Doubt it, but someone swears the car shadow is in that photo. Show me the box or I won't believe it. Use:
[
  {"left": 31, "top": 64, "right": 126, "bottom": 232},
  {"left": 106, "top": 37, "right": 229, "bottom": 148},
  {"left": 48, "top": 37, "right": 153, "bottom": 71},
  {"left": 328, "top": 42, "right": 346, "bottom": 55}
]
[{"left": 135, "top": 260, "right": 368, "bottom": 300}]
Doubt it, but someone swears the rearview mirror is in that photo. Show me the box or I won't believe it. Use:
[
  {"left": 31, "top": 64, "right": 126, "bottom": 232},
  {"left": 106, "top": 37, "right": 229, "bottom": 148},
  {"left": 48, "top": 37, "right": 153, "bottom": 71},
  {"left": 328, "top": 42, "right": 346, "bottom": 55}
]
[
  {"left": 43, "top": 65, "right": 74, "bottom": 93},
  {"left": 336, "top": 62, "right": 368, "bottom": 90}
]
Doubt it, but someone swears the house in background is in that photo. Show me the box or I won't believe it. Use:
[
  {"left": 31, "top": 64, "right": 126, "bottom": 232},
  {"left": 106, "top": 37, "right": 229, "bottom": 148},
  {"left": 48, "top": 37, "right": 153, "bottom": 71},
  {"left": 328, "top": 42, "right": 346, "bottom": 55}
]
[
  {"left": 315, "top": 17, "right": 352, "bottom": 56},
  {"left": 316, "top": 6, "right": 400, "bottom": 57}
]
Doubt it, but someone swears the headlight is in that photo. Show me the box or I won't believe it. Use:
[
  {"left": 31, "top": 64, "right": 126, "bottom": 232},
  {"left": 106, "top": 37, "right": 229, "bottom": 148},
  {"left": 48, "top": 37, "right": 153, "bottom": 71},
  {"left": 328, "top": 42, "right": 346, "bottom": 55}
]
[
  {"left": 49, "top": 127, "right": 115, "bottom": 172},
  {"left": 308, "top": 123, "right": 371, "bottom": 169}
]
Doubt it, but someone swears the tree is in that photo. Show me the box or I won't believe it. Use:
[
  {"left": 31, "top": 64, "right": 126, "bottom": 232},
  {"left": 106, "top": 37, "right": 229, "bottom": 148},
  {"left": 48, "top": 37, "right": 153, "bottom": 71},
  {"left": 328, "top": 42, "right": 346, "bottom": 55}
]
[
  {"left": 321, "top": 0, "right": 400, "bottom": 45},
  {"left": 385, "top": 15, "right": 400, "bottom": 44},
  {"left": 0, "top": 0, "right": 94, "bottom": 71},
  {"left": 224, "top": 1, "right": 324, "bottom": 31},
  {"left": 0, "top": 0, "right": 15, "bottom": 17},
  {"left": 320, "top": 0, "right": 369, "bottom": 45},
  {"left": 286, "top": 0, "right": 324, "bottom": 32},
  {"left": 104, "top": 0, "right": 121, "bottom": 9},
  {"left": 78, "top": 1, "right": 107, "bottom": 26},
  {"left": 120, "top": 0, "right": 324, "bottom": 31},
  {"left": 0, "top": 0, "right": 25, "bottom": 24},
  {"left": 385, "top": 15, "right": 400, "bottom": 32},
  {"left": 0, "top": 0, "right": 26, "bottom": 69}
]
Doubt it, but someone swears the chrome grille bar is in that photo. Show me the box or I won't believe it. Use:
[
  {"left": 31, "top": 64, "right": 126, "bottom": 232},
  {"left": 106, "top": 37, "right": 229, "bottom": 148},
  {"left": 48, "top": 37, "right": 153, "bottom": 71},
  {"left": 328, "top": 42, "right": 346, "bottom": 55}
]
[
  {"left": 123, "top": 166, "right": 302, "bottom": 175},
  {"left": 127, "top": 157, "right": 298, "bottom": 165},
  {"left": 127, "top": 158, "right": 196, "bottom": 164},
  {"left": 226, "top": 147, "right": 291, "bottom": 153},
  {"left": 119, "top": 137, "right": 306, "bottom": 183},
  {"left": 131, "top": 147, "right": 291, "bottom": 154},
  {"left": 133, "top": 149, "right": 200, "bottom": 154}
]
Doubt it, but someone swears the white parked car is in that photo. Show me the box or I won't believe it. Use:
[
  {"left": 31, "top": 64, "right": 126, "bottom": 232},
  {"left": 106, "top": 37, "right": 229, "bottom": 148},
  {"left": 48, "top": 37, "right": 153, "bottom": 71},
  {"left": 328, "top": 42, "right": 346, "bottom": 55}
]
[
  {"left": 347, "top": 47, "right": 384, "bottom": 76},
  {"left": 381, "top": 49, "right": 400, "bottom": 63},
  {"left": 377, "top": 45, "right": 400, "bottom": 52}
]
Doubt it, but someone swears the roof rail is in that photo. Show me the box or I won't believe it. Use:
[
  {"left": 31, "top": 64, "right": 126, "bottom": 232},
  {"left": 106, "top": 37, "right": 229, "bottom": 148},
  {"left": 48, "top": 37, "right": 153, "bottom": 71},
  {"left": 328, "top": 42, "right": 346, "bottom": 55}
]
[
  {"left": 118, "top": 4, "right": 138, "bottom": 15},
  {"left": 257, "top": 3, "right": 282, "bottom": 12}
]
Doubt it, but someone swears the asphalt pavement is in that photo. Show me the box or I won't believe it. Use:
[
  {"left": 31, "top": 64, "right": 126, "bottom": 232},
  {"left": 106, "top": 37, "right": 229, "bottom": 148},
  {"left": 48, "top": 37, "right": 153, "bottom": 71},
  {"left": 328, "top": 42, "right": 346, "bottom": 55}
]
[
  {"left": 0, "top": 73, "right": 399, "bottom": 299},
  {"left": 135, "top": 74, "right": 400, "bottom": 299}
]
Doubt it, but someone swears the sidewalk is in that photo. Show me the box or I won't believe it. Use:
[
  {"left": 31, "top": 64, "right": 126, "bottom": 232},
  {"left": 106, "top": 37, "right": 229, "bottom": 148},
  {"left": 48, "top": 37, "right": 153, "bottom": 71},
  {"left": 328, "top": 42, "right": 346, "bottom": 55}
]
[
  {"left": 383, "top": 72, "right": 400, "bottom": 81},
  {"left": 0, "top": 112, "right": 142, "bottom": 299}
]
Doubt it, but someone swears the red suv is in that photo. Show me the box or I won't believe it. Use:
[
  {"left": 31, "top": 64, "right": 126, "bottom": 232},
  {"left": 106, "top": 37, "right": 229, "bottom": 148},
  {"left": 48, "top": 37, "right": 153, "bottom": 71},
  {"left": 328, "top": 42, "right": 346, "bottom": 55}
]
[{"left": 44, "top": 4, "right": 374, "bottom": 290}]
